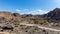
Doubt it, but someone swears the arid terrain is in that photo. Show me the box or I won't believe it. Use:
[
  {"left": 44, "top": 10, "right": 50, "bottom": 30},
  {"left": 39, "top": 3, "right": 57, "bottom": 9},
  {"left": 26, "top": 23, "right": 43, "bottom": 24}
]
[{"left": 0, "top": 8, "right": 60, "bottom": 34}]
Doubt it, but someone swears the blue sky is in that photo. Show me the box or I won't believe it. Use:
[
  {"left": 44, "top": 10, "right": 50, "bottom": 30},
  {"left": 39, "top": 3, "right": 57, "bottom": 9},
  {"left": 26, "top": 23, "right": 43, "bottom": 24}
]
[{"left": 0, "top": 0, "right": 60, "bottom": 15}]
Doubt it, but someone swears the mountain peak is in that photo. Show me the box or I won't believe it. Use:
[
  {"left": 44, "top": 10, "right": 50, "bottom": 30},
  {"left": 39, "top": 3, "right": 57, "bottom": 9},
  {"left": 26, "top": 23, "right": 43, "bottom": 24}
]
[{"left": 53, "top": 8, "right": 60, "bottom": 12}]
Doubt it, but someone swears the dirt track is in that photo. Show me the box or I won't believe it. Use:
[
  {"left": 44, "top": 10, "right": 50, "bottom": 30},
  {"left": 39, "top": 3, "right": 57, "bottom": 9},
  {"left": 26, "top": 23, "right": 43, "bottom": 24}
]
[{"left": 20, "top": 23, "right": 60, "bottom": 32}]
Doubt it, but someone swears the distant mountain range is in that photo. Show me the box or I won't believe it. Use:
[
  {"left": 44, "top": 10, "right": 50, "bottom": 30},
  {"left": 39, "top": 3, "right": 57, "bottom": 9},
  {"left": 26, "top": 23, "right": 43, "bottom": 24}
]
[
  {"left": 0, "top": 8, "right": 60, "bottom": 22},
  {"left": 0, "top": 8, "right": 60, "bottom": 23},
  {"left": 0, "top": 8, "right": 60, "bottom": 34}
]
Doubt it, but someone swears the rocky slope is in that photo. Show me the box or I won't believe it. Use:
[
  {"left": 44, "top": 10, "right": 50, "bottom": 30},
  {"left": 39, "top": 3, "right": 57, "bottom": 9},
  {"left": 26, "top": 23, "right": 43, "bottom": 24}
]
[{"left": 44, "top": 8, "right": 60, "bottom": 22}]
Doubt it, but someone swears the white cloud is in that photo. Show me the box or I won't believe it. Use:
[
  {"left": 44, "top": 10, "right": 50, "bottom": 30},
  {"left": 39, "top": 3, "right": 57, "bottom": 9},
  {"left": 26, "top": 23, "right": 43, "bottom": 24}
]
[
  {"left": 23, "top": 9, "right": 29, "bottom": 11},
  {"left": 16, "top": 9, "right": 49, "bottom": 15},
  {"left": 27, "top": 9, "right": 49, "bottom": 15},
  {"left": 16, "top": 9, "right": 28, "bottom": 14},
  {"left": 16, "top": 9, "right": 21, "bottom": 12}
]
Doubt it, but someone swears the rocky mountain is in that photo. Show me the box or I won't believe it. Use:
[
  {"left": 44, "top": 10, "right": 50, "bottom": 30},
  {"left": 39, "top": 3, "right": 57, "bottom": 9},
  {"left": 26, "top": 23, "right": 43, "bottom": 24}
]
[{"left": 43, "top": 8, "right": 60, "bottom": 23}]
